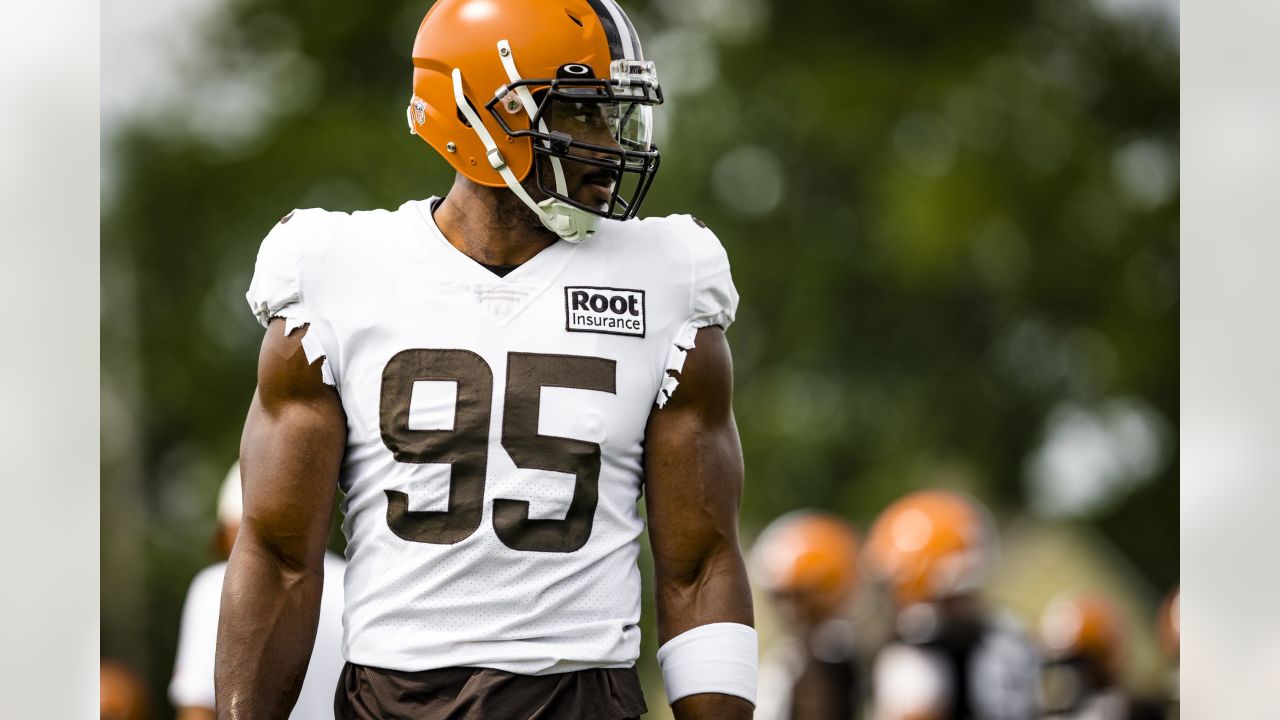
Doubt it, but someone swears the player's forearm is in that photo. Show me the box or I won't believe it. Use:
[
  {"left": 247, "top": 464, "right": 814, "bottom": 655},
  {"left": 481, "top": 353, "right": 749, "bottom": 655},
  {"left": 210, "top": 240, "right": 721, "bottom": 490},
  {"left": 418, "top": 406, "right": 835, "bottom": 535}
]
[
  {"left": 654, "top": 541, "right": 753, "bottom": 640},
  {"left": 215, "top": 536, "right": 324, "bottom": 720},
  {"left": 655, "top": 544, "right": 755, "bottom": 720}
]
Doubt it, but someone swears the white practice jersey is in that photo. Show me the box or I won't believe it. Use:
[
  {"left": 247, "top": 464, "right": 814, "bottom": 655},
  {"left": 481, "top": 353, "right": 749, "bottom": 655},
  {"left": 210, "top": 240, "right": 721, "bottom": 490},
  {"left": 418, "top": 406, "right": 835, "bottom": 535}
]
[
  {"left": 246, "top": 197, "right": 738, "bottom": 674},
  {"left": 170, "top": 553, "right": 347, "bottom": 717}
]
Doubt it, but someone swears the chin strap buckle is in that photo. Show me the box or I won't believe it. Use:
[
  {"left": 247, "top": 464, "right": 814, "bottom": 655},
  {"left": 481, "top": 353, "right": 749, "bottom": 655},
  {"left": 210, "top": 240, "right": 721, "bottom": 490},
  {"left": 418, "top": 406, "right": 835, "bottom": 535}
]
[{"left": 486, "top": 147, "right": 507, "bottom": 171}]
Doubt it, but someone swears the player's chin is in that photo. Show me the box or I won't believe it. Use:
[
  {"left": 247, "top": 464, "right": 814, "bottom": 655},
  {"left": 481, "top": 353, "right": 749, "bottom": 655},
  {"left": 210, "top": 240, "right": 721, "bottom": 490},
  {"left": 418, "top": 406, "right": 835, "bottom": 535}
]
[{"left": 574, "top": 182, "right": 614, "bottom": 212}]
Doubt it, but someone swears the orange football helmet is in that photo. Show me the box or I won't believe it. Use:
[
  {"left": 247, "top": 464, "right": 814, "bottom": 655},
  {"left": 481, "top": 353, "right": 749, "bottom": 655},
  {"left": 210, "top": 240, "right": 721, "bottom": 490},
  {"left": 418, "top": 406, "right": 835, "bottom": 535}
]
[
  {"left": 101, "top": 660, "right": 150, "bottom": 720},
  {"left": 752, "top": 511, "right": 861, "bottom": 621},
  {"left": 409, "top": 0, "right": 662, "bottom": 241},
  {"left": 863, "top": 490, "right": 994, "bottom": 607},
  {"left": 1039, "top": 592, "right": 1126, "bottom": 680}
]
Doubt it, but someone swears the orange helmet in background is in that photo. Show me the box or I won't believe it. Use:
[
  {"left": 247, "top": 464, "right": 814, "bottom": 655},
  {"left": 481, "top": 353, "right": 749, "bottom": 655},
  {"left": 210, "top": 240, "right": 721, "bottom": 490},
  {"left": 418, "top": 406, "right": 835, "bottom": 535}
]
[
  {"left": 863, "top": 490, "right": 994, "bottom": 607},
  {"left": 100, "top": 660, "right": 150, "bottom": 720},
  {"left": 1156, "top": 585, "right": 1179, "bottom": 663},
  {"left": 1039, "top": 593, "right": 1126, "bottom": 681},
  {"left": 409, "top": 0, "right": 663, "bottom": 241},
  {"left": 751, "top": 511, "right": 860, "bottom": 621}
]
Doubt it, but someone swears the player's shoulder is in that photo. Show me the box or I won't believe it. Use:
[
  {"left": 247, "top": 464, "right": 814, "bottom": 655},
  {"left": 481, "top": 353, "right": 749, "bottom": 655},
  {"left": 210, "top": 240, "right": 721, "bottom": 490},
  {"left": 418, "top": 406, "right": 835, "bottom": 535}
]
[
  {"left": 252, "top": 208, "right": 348, "bottom": 280},
  {"left": 262, "top": 206, "right": 347, "bottom": 244},
  {"left": 611, "top": 212, "right": 719, "bottom": 244},
  {"left": 252, "top": 201, "right": 423, "bottom": 283},
  {"left": 260, "top": 203, "right": 410, "bottom": 252},
  {"left": 636, "top": 212, "right": 717, "bottom": 236},
  {"left": 595, "top": 212, "right": 729, "bottom": 269}
]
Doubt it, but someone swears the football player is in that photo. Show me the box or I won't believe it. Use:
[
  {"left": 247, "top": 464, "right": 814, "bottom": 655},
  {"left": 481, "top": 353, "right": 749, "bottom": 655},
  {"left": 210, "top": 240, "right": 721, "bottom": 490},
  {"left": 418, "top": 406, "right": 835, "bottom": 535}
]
[
  {"left": 215, "top": 1, "right": 756, "bottom": 719},
  {"left": 171, "top": 463, "right": 345, "bottom": 719},
  {"left": 1038, "top": 592, "right": 1166, "bottom": 720},
  {"left": 752, "top": 511, "right": 866, "bottom": 720},
  {"left": 863, "top": 490, "right": 1039, "bottom": 720}
]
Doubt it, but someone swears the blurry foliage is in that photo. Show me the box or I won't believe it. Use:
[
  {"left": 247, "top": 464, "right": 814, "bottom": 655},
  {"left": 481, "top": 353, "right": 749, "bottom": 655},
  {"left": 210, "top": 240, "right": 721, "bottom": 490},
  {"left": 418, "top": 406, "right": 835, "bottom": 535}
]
[{"left": 102, "top": 0, "right": 1177, "bottom": 710}]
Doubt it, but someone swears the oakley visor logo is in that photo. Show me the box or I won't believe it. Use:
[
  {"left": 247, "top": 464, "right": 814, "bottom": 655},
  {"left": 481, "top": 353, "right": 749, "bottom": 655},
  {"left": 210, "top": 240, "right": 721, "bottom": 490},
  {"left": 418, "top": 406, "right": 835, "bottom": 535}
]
[{"left": 559, "top": 64, "right": 594, "bottom": 77}]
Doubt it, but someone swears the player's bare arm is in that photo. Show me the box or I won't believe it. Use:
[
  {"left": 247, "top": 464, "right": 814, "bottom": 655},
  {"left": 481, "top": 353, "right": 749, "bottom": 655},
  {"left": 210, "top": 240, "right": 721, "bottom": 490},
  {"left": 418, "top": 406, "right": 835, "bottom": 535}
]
[
  {"left": 645, "top": 326, "right": 755, "bottom": 720},
  {"left": 215, "top": 319, "right": 346, "bottom": 719}
]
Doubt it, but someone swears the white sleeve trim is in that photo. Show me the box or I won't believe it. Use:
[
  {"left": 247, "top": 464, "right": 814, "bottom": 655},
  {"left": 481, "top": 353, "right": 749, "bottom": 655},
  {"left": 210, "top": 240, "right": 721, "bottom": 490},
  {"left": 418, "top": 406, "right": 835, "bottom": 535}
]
[
  {"left": 280, "top": 312, "right": 335, "bottom": 387},
  {"left": 657, "top": 622, "right": 758, "bottom": 706},
  {"left": 245, "top": 211, "right": 337, "bottom": 386},
  {"left": 655, "top": 321, "right": 699, "bottom": 408}
]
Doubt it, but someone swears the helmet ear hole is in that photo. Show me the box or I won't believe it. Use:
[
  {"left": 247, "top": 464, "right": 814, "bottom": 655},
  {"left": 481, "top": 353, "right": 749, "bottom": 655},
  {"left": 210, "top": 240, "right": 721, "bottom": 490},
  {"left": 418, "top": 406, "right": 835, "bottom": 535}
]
[{"left": 455, "top": 95, "right": 482, "bottom": 128}]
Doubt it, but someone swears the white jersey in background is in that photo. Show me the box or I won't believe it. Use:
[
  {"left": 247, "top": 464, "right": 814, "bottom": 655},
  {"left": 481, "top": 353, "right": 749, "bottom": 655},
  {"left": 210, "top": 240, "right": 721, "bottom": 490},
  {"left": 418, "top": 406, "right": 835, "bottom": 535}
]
[
  {"left": 245, "top": 197, "right": 738, "bottom": 675},
  {"left": 872, "top": 618, "right": 1040, "bottom": 720},
  {"left": 170, "top": 552, "right": 347, "bottom": 718}
]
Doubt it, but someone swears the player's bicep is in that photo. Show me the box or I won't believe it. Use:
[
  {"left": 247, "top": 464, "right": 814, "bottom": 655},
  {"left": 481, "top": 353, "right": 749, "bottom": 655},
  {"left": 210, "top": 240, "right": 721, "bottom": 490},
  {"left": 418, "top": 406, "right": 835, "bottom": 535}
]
[
  {"left": 238, "top": 319, "right": 346, "bottom": 569},
  {"left": 644, "top": 326, "right": 744, "bottom": 581}
]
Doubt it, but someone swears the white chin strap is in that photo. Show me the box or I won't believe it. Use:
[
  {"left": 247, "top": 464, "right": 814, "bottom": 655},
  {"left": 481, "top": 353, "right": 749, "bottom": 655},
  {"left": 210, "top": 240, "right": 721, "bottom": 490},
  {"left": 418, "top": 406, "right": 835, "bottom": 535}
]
[{"left": 448, "top": 42, "right": 601, "bottom": 243}]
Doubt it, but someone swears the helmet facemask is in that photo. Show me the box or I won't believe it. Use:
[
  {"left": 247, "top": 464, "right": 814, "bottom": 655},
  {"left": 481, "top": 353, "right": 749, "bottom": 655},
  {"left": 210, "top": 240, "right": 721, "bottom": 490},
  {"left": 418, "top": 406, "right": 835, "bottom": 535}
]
[
  {"left": 487, "top": 61, "right": 662, "bottom": 223},
  {"left": 462, "top": 40, "right": 661, "bottom": 240}
]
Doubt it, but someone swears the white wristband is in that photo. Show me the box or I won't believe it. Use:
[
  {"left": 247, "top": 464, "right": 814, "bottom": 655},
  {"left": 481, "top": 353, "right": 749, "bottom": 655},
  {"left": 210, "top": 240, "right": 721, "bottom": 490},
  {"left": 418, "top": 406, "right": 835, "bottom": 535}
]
[{"left": 656, "top": 622, "right": 758, "bottom": 706}]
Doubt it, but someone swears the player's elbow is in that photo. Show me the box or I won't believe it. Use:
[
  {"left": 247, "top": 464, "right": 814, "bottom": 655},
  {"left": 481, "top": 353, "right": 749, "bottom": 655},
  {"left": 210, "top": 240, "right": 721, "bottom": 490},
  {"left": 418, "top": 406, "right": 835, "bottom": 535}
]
[
  {"left": 234, "top": 515, "right": 321, "bottom": 578},
  {"left": 655, "top": 536, "right": 745, "bottom": 601},
  {"left": 654, "top": 539, "right": 753, "bottom": 634}
]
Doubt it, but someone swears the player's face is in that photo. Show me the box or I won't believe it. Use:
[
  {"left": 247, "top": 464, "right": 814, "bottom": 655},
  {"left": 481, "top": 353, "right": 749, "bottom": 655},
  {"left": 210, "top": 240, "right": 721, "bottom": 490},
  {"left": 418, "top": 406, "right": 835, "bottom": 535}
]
[{"left": 540, "top": 99, "right": 626, "bottom": 210}]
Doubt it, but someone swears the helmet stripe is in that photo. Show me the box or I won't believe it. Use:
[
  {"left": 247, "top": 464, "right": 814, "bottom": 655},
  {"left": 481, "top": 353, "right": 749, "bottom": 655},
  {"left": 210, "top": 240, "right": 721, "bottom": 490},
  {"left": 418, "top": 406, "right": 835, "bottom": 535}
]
[
  {"left": 585, "top": 0, "right": 635, "bottom": 61},
  {"left": 602, "top": 0, "right": 644, "bottom": 59}
]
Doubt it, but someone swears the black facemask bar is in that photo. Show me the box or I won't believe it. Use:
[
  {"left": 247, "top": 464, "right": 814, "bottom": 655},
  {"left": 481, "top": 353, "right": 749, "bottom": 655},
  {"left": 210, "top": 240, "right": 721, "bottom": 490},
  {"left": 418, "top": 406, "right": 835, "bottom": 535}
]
[{"left": 485, "top": 76, "right": 663, "bottom": 221}]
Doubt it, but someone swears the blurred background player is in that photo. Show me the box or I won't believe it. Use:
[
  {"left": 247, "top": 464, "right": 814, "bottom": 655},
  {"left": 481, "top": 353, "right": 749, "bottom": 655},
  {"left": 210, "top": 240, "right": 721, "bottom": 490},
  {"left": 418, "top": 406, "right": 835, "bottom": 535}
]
[
  {"left": 1038, "top": 593, "right": 1131, "bottom": 719},
  {"left": 1037, "top": 592, "right": 1169, "bottom": 720},
  {"left": 752, "top": 511, "right": 865, "bottom": 720},
  {"left": 101, "top": 659, "right": 151, "bottom": 720},
  {"left": 169, "top": 462, "right": 346, "bottom": 719},
  {"left": 864, "top": 490, "right": 1038, "bottom": 720}
]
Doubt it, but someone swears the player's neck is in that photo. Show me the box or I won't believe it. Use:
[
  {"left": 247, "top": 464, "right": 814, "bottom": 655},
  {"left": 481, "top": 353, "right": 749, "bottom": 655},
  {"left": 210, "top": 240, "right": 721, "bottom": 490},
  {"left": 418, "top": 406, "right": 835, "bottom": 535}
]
[{"left": 433, "top": 179, "right": 557, "bottom": 267}]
